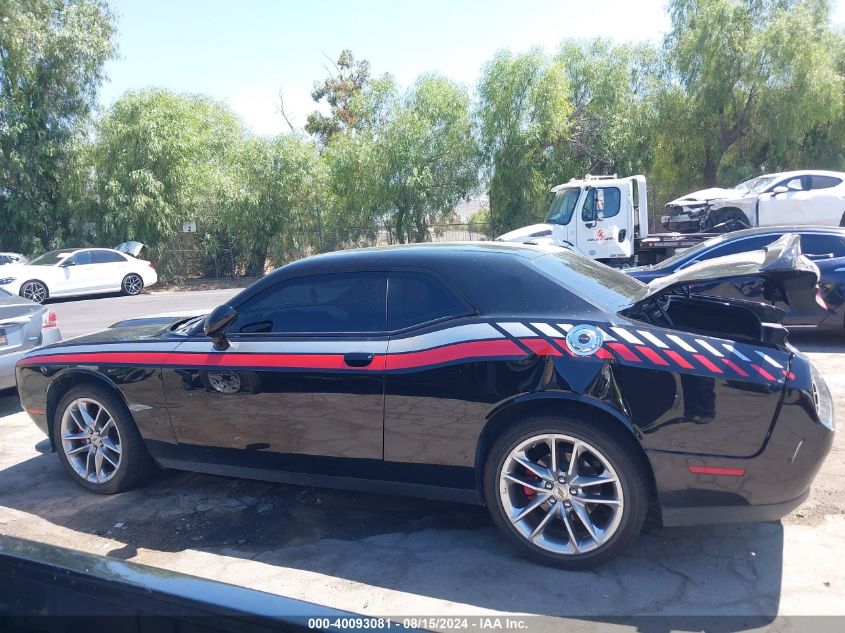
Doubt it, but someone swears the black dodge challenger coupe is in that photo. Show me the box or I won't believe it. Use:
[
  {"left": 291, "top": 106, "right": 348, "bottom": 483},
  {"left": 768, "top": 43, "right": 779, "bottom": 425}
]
[{"left": 15, "top": 238, "right": 834, "bottom": 568}]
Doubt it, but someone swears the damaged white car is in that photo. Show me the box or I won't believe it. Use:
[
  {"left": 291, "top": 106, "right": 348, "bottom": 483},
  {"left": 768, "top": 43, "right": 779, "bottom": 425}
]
[{"left": 662, "top": 170, "right": 845, "bottom": 233}]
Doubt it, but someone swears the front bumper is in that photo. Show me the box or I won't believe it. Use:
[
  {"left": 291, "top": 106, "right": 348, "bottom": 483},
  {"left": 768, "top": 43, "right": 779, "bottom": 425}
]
[{"left": 661, "top": 212, "right": 703, "bottom": 233}]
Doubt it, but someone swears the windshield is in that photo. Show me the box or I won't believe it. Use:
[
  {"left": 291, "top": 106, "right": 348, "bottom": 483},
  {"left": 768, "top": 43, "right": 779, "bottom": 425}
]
[
  {"left": 747, "top": 176, "right": 776, "bottom": 194},
  {"left": 651, "top": 234, "right": 733, "bottom": 270},
  {"left": 545, "top": 187, "right": 581, "bottom": 225},
  {"left": 28, "top": 250, "right": 74, "bottom": 266},
  {"left": 734, "top": 177, "right": 760, "bottom": 192},
  {"left": 532, "top": 251, "right": 648, "bottom": 312},
  {"left": 0, "top": 287, "right": 10, "bottom": 297}
]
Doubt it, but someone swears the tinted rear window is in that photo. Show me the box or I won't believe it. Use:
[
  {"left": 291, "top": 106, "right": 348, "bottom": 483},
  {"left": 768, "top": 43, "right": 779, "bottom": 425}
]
[
  {"left": 531, "top": 251, "right": 647, "bottom": 312},
  {"left": 388, "top": 273, "right": 470, "bottom": 330}
]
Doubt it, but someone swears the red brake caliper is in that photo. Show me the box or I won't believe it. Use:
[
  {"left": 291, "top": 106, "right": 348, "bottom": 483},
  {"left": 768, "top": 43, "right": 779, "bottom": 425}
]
[{"left": 523, "top": 468, "right": 538, "bottom": 498}]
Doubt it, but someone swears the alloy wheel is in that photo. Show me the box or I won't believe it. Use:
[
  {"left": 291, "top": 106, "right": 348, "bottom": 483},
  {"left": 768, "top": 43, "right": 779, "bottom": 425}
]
[
  {"left": 498, "top": 433, "right": 624, "bottom": 555},
  {"left": 21, "top": 281, "right": 47, "bottom": 303},
  {"left": 60, "top": 398, "right": 123, "bottom": 484},
  {"left": 123, "top": 274, "right": 143, "bottom": 295}
]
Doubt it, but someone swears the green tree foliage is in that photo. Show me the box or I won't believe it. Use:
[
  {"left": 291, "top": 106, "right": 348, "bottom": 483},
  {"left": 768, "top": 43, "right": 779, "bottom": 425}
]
[
  {"left": 305, "top": 49, "right": 372, "bottom": 145},
  {"left": 0, "top": 0, "right": 115, "bottom": 252},
  {"left": 221, "top": 134, "right": 323, "bottom": 275},
  {"left": 554, "top": 39, "right": 661, "bottom": 181},
  {"left": 657, "top": 0, "right": 844, "bottom": 194},
  {"left": 476, "top": 50, "right": 571, "bottom": 233},
  {"left": 87, "top": 90, "right": 242, "bottom": 279}
]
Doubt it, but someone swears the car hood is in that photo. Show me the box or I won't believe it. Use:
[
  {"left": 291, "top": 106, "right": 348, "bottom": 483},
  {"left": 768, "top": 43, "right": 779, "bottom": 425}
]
[
  {"left": 666, "top": 187, "right": 747, "bottom": 207},
  {"left": 498, "top": 223, "right": 555, "bottom": 243},
  {"left": 628, "top": 234, "right": 819, "bottom": 310}
]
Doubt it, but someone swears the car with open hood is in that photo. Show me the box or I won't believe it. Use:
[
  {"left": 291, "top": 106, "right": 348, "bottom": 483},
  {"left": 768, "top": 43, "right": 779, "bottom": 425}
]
[
  {"left": 15, "top": 239, "right": 833, "bottom": 568},
  {"left": 662, "top": 170, "right": 845, "bottom": 233},
  {"left": 0, "top": 242, "right": 157, "bottom": 303}
]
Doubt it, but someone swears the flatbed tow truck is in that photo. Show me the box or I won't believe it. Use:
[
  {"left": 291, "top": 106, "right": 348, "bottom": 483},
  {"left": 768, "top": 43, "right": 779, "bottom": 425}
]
[{"left": 498, "top": 174, "right": 737, "bottom": 266}]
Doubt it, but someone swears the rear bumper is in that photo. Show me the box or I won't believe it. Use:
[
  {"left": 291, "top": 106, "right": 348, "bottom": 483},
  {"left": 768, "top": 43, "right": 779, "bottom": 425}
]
[
  {"left": 649, "top": 356, "right": 834, "bottom": 526},
  {"left": 0, "top": 328, "right": 62, "bottom": 390},
  {"left": 661, "top": 490, "right": 808, "bottom": 527}
]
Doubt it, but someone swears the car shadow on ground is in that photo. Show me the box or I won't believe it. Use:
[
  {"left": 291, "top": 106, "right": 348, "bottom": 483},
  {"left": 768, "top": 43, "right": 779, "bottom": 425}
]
[
  {"left": 789, "top": 332, "right": 844, "bottom": 354},
  {"left": 0, "top": 429, "right": 783, "bottom": 624}
]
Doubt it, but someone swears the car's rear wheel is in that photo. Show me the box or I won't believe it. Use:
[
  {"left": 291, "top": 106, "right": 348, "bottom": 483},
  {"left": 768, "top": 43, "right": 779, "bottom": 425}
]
[
  {"left": 20, "top": 280, "right": 48, "bottom": 303},
  {"left": 122, "top": 273, "right": 144, "bottom": 296},
  {"left": 484, "top": 416, "right": 650, "bottom": 568},
  {"left": 54, "top": 384, "right": 155, "bottom": 494}
]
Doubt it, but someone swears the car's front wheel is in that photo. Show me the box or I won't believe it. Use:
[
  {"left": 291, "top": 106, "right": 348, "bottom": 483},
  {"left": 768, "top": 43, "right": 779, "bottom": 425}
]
[
  {"left": 54, "top": 384, "right": 155, "bottom": 494},
  {"left": 122, "top": 273, "right": 144, "bottom": 296},
  {"left": 484, "top": 415, "right": 650, "bottom": 568},
  {"left": 20, "top": 280, "right": 48, "bottom": 303}
]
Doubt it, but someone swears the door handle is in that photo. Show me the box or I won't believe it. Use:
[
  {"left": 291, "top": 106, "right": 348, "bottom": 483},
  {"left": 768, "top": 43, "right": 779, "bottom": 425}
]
[{"left": 344, "top": 352, "right": 374, "bottom": 367}]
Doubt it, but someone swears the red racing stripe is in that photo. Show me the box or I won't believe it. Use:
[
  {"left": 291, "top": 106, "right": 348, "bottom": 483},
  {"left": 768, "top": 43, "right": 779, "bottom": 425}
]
[
  {"left": 385, "top": 339, "right": 526, "bottom": 370},
  {"left": 16, "top": 351, "right": 171, "bottom": 367},
  {"left": 663, "top": 350, "right": 693, "bottom": 369},
  {"left": 607, "top": 342, "right": 641, "bottom": 362},
  {"left": 518, "top": 338, "right": 563, "bottom": 357},
  {"left": 635, "top": 346, "right": 668, "bottom": 366},
  {"left": 692, "top": 354, "right": 723, "bottom": 374},
  {"left": 721, "top": 358, "right": 749, "bottom": 377},
  {"left": 751, "top": 364, "right": 776, "bottom": 381},
  {"left": 165, "top": 352, "right": 386, "bottom": 371}
]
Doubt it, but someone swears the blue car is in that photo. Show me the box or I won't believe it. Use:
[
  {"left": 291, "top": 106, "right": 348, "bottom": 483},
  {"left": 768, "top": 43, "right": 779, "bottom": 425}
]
[{"left": 627, "top": 226, "right": 845, "bottom": 332}]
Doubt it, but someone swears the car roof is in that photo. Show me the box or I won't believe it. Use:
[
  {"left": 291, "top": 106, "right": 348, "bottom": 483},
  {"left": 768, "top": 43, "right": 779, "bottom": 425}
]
[
  {"left": 759, "top": 169, "right": 845, "bottom": 180},
  {"left": 714, "top": 226, "right": 845, "bottom": 240}
]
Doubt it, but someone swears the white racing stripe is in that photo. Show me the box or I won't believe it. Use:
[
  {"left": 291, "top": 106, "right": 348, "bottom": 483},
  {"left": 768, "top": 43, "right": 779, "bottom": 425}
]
[
  {"left": 556, "top": 323, "right": 573, "bottom": 332},
  {"left": 611, "top": 327, "right": 643, "bottom": 345},
  {"left": 177, "top": 339, "right": 388, "bottom": 354},
  {"left": 497, "top": 322, "right": 537, "bottom": 338},
  {"left": 596, "top": 327, "right": 616, "bottom": 342},
  {"left": 695, "top": 339, "right": 724, "bottom": 357},
  {"left": 388, "top": 323, "right": 503, "bottom": 353},
  {"left": 638, "top": 331, "right": 668, "bottom": 348},
  {"left": 722, "top": 343, "right": 750, "bottom": 361},
  {"left": 531, "top": 322, "right": 564, "bottom": 338},
  {"left": 756, "top": 351, "right": 783, "bottom": 369},
  {"left": 28, "top": 342, "right": 182, "bottom": 356},
  {"left": 667, "top": 334, "right": 697, "bottom": 353}
]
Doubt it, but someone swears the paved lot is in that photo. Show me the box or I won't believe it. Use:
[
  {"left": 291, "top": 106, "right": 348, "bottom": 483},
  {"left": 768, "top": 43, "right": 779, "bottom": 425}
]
[{"left": 0, "top": 289, "right": 843, "bottom": 626}]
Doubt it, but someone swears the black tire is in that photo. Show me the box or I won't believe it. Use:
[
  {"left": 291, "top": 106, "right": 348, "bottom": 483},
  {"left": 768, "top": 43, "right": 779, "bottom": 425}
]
[
  {"left": 705, "top": 207, "right": 750, "bottom": 232},
  {"left": 19, "top": 280, "right": 48, "bottom": 303},
  {"left": 483, "top": 415, "right": 650, "bottom": 569},
  {"left": 53, "top": 383, "right": 155, "bottom": 494},
  {"left": 121, "top": 273, "right": 144, "bottom": 296}
]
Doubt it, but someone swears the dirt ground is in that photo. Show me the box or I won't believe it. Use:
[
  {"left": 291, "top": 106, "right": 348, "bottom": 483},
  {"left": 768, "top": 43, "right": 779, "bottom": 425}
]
[{"left": 0, "top": 293, "right": 842, "bottom": 627}]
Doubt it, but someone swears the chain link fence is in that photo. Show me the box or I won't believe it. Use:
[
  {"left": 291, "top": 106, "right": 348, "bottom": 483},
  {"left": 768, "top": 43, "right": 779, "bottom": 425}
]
[{"left": 162, "top": 222, "right": 491, "bottom": 280}]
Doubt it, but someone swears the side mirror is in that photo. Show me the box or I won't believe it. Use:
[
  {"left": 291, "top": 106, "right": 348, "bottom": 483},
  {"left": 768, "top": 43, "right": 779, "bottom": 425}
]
[
  {"left": 60, "top": 260, "right": 75, "bottom": 267},
  {"left": 204, "top": 304, "right": 237, "bottom": 351},
  {"left": 771, "top": 186, "right": 789, "bottom": 195}
]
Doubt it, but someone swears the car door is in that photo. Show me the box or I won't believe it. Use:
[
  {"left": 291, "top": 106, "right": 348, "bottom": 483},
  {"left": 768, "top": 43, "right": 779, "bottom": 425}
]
[
  {"left": 91, "top": 249, "right": 129, "bottom": 291},
  {"left": 793, "top": 233, "right": 845, "bottom": 327},
  {"left": 382, "top": 271, "right": 484, "bottom": 487},
  {"left": 162, "top": 271, "right": 388, "bottom": 479},
  {"left": 803, "top": 174, "right": 845, "bottom": 225},
  {"left": 56, "top": 250, "right": 97, "bottom": 295},
  {"left": 757, "top": 176, "right": 812, "bottom": 226},
  {"left": 576, "top": 185, "right": 632, "bottom": 259}
]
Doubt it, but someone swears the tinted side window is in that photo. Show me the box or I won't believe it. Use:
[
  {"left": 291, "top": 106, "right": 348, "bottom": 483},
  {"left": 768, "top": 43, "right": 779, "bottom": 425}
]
[
  {"left": 93, "top": 250, "right": 127, "bottom": 264},
  {"left": 233, "top": 272, "right": 387, "bottom": 334},
  {"left": 699, "top": 235, "right": 778, "bottom": 261},
  {"left": 70, "top": 251, "right": 92, "bottom": 265},
  {"left": 388, "top": 273, "right": 470, "bottom": 330},
  {"left": 810, "top": 175, "right": 843, "bottom": 190},
  {"left": 0, "top": 255, "right": 9, "bottom": 265},
  {"left": 800, "top": 234, "right": 845, "bottom": 258}
]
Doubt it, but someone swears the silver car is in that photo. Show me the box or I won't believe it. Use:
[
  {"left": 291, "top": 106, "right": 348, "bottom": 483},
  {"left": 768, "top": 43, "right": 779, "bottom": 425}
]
[{"left": 0, "top": 287, "right": 62, "bottom": 390}]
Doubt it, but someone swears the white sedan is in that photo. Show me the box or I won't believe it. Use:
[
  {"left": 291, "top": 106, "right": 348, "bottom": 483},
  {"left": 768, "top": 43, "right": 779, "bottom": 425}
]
[
  {"left": 663, "top": 170, "right": 845, "bottom": 232},
  {"left": 0, "top": 242, "right": 158, "bottom": 303}
]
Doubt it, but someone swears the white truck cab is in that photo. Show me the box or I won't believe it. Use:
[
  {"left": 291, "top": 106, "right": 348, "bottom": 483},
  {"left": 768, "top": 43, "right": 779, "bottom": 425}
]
[{"left": 498, "top": 174, "right": 649, "bottom": 266}]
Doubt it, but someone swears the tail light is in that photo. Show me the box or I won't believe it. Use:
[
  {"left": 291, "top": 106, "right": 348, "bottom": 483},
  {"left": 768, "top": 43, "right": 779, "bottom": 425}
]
[
  {"left": 41, "top": 310, "right": 58, "bottom": 329},
  {"left": 148, "top": 262, "right": 156, "bottom": 269}
]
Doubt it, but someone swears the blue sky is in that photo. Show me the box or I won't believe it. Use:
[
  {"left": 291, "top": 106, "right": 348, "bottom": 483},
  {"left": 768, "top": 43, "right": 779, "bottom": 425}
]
[{"left": 100, "top": 0, "right": 845, "bottom": 136}]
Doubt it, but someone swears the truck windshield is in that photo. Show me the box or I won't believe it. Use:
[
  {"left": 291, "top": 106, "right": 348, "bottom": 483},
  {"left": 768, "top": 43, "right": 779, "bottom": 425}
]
[{"left": 545, "top": 187, "right": 580, "bottom": 225}]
